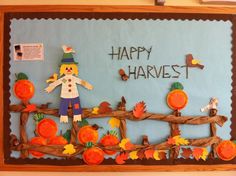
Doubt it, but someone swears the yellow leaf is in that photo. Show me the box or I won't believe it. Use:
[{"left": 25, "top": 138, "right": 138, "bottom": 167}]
[
  {"left": 129, "top": 151, "right": 138, "bottom": 160},
  {"left": 200, "top": 148, "right": 209, "bottom": 161},
  {"left": 62, "top": 144, "right": 76, "bottom": 155},
  {"left": 108, "top": 117, "right": 120, "bottom": 129},
  {"left": 153, "top": 150, "right": 160, "bottom": 160},
  {"left": 92, "top": 107, "right": 99, "bottom": 114},
  {"left": 173, "top": 135, "right": 189, "bottom": 146},
  {"left": 119, "top": 138, "right": 130, "bottom": 150}
]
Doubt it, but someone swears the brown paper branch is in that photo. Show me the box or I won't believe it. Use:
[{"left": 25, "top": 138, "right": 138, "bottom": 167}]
[
  {"left": 11, "top": 136, "right": 221, "bottom": 158},
  {"left": 9, "top": 104, "right": 227, "bottom": 126},
  {"left": 169, "top": 123, "right": 180, "bottom": 159},
  {"left": 19, "top": 101, "right": 30, "bottom": 158}
]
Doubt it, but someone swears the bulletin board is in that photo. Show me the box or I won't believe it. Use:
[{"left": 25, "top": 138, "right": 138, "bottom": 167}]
[{"left": 1, "top": 5, "right": 236, "bottom": 172}]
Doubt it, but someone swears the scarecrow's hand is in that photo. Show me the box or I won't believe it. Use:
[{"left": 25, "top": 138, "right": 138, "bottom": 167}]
[{"left": 44, "top": 86, "right": 54, "bottom": 93}]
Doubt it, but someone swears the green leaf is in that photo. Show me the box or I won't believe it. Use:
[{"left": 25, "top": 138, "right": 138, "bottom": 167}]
[
  {"left": 63, "top": 130, "right": 71, "bottom": 143},
  {"left": 33, "top": 113, "right": 44, "bottom": 122},
  {"left": 15, "top": 72, "right": 28, "bottom": 81},
  {"left": 78, "top": 119, "right": 89, "bottom": 127},
  {"left": 85, "top": 141, "right": 94, "bottom": 148},
  {"left": 170, "top": 82, "right": 184, "bottom": 91}
]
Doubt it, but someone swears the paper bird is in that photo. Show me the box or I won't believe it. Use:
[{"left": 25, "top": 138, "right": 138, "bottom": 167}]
[
  {"left": 62, "top": 45, "right": 75, "bottom": 53},
  {"left": 201, "top": 97, "right": 218, "bottom": 112},
  {"left": 186, "top": 54, "right": 204, "bottom": 69},
  {"left": 46, "top": 73, "right": 58, "bottom": 83}
]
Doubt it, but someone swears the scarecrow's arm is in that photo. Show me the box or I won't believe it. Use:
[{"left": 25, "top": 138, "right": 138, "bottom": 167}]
[
  {"left": 74, "top": 77, "right": 93, "bottom": 90},
  {"left": 44, "top": 78, "right": 63, "bottom": 93}
]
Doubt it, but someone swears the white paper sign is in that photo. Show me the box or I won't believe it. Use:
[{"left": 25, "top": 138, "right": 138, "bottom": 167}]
[{"left": 13, "top": 43, "right": 44, "bottom": 61}]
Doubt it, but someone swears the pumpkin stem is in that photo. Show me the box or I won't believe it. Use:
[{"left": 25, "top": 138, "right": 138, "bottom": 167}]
[
  {"left": 170, "top": 82, "right": 184, "bottom": 91},
  {"left": 33, "top": 113, "right": 44, "bottom": 123},
  {"left": 85, "top": 142, "right": 94, "bottom": 148},
  {"left": 15, "top": 72, "right": 29, "bottom": 82}
]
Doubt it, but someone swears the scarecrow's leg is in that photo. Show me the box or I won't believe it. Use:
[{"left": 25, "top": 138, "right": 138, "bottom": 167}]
[
  {"left": 59, "top": 98, "right": 69, "bottom": 123},
  {"left": 72, "top": 96, "right": 82, "bottom": 122}
]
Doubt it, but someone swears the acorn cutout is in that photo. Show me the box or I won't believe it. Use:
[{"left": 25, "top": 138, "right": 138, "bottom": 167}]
[{"left": 167, "top": 82, "right": 188, "bottom": 111}]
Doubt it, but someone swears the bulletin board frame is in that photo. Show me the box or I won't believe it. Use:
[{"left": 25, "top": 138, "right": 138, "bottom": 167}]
[{"left": 1, "top": 5, "right": 236, "bottom": 171}]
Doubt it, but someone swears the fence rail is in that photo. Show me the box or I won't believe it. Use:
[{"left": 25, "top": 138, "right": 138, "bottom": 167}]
[{"left": 9, "top": 97, "right": 228, "bottom": 160}]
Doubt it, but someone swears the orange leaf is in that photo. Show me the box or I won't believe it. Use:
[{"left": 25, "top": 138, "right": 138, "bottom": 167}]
[
  {"left": 133, "top": 101, "right": 146, "bottom": 119},
  {"left": 115, "top": 152, "right": 129, "bottom": 165},
  {"left": 144, "top": 149, "right": 155, "bottom": 159},
  {"left": 192, "top": 148, "right": 204, "bottom": 160},
  {"left": 125, "top": 141, "right": 135, "bottom": 150},
  {"left": 167, "top": 137, "right": 176, "bottom": 145},
  {"left": 98, "top": 101, "right": 112, "bottom": 114},
  {"left": 22, "top": 104, "right": 37, "bottom": 112}
]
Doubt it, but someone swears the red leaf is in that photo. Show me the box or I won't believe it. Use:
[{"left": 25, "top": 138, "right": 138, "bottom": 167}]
[
  {"left": 22, "top": 104, "right": 37, "bottom": 112},
  {"left": 181, "top": 148, "right": 193, "bottom": 159},
  {"left": 98, "top": 101, "right": 112, "bottom": 114},
  {"left": 133, "top": 101, "right": 146, "bottom": 119},
  {"left": 172, "top": 129, "right": 181, "bottom": 136},
  {"left": 125, "top": 141, "right": 135, "bottom": 150},
  {"left": 115, "top": 152, "right": 129, "bottom": 165},
  {"left": 192, "top": 148, "right": 203, "bottom": 160},
  {"left": 144, "top": 149, "right": 155, "bottom": 159}
]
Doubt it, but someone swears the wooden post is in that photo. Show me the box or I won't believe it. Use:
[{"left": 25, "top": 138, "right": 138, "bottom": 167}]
[
  {"left": 19, "top": 102, "right": 29, "bottom": 158},
  {"left": 117, "top": 97, "right": 127, "bottom": 139},
  {"left": 210, "top": 109, "right": 217, "bottom": 158},
  {"left": 70, "top": 121, "right": 79, "bottom": 145},
  {"left": 169, "top": 110, "right": 181, "bottom": 159},
  {"left": 119, "top": 119, "right": 127, "bottom": 139}
]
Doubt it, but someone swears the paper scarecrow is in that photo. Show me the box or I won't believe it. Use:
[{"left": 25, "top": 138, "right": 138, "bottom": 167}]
[{"left": 45, "top": 45, "right": 93, "bottom": 123}]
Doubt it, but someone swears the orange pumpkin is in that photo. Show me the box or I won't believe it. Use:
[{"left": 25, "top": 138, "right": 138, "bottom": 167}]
[
  {"left": 29, "top": 137, "right": 47, "bottom": 158},
  {"left": 36, "top": 118, "right": 58, "bottom": 139},
  {"left": 167, "top": 89, "right": 188, "bottom": 110},
  {"left": 216, "top": 140, "right": 236, "bottom": 161},
  {"left": 100, "top": 133, "right": 120, "bottom": 155},
  {"left": 14, "top": 79, "right": 35, "bottom": 101},
  {"left": 48, "top": 136, "right": 68, "bottom": 145},
  {"left": 83, "top": 147, "right": 104, "bottom": 165},
  {"left": 77, "top": 125, "right": 99, "bottom": 144}
]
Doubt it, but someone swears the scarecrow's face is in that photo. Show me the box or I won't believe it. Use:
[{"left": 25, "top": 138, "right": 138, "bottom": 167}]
[{"left": 60, "top": 64, "right": 78, "bottom": 76}]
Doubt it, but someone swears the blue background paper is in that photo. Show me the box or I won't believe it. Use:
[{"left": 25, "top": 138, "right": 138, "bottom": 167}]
[{"left": 9, "top": 19, "right": 232, "bottom": 158}]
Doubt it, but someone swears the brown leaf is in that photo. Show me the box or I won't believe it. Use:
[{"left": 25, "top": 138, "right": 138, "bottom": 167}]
[
  {"left": 181, "top": 148, "right": 193, "bottom": 159},
  {"left": 158, "top": 151, "right": 167, "bottom": 160},
  {"left": 133, "top": 101, "right": 146, "bottom": 119},
  {"left": 137, "top": 150, "right": 145, "bottom": 160},
  {"left": 98, "top": 101, "right": 112, "bottom": 114},
  {"left": 144, "top": 149, "right": 155, "bottom": 159},
  {"left": 115, "top": 152, "right": 129, "bottom": 165}
]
